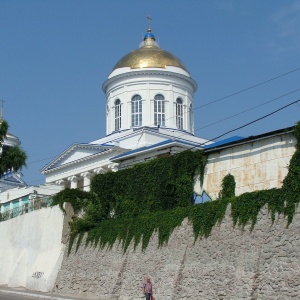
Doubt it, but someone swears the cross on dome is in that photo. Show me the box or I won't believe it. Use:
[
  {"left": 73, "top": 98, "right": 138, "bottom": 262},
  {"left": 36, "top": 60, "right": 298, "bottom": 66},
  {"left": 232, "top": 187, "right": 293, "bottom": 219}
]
[
  {"left": 147, "top": 15, "right": 152, "bottom": 32},
  {"left": 144, "top": 16, "right": 155, "bottom": 41}
]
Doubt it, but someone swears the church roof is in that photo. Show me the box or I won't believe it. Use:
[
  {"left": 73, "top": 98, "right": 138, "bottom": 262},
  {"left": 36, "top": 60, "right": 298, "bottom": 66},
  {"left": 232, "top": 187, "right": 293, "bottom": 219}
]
[
  {"left": 111, "top": 138, "right": 202, "bottom": 162},
  {"left": 112, "top": 27, "right": 188, "bottom": 72},
  {"left": 41, "top": 143, "right": 114, "bottom": 173},
  {"left": 0, "top": 171, "right": 27, "bottom": 192}
]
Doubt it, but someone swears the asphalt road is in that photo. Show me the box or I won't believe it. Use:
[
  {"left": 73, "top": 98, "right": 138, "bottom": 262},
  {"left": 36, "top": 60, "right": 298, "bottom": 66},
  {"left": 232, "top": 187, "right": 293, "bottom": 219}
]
[{"left": 0, "top": 293, "right": 38, "bottom": 300}]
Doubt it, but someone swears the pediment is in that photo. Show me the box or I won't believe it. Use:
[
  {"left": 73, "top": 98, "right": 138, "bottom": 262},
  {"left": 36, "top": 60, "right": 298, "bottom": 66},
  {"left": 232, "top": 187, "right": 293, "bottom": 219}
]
[{"left": 41, "top": 143, "right": 114, "bottom": 173}]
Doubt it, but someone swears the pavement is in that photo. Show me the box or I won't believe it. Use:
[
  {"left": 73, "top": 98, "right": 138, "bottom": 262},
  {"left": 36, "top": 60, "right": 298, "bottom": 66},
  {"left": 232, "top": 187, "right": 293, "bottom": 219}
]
[{"left": 0, "top": 286, "right": 114, "bottom": 300}]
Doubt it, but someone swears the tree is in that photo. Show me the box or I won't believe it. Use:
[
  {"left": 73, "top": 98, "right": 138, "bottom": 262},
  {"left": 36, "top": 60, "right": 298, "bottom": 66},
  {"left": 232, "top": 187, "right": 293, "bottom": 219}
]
[
  {"left": 0, "top": 120, "right": 8, "bottom": 145},
  {"left": 0, "top": 120, "right": 27, "bottom": 176}
]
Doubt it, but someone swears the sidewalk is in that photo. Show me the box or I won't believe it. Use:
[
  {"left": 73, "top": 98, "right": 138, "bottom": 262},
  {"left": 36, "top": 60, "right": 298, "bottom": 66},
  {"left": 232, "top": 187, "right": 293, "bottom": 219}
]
[{"left": 0, "top": 286, "right": 114, "bottom": 300}]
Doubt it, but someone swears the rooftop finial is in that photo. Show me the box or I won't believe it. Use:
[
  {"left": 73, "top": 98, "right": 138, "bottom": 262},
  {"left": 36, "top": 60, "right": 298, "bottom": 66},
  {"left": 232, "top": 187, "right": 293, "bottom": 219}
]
[{"left": 147, "top": 15, "right": 152, "bottom": 32}]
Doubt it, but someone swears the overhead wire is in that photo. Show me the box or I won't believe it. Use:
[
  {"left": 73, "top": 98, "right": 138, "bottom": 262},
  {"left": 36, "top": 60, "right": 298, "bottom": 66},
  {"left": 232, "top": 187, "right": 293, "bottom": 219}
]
[
  {"left": 27, "top": 67, "right": 300, "bottom": 167},
  {"left": 195, "top": 67, "right": 300, "bottom": 110},
  {"left": 189, "top": 98, "right": 300, "bottom": 149},
  {"left": 194, "top": 88, "right": 300, "bottom": 131},
  {"left": 20, "top": 67, "right": 300, "bottom": 188},
  {"left": 22, "top": 97, "right": 300, "bottom": 192},
  {"left": 25, "top": 67, "right": 300, "bottom": 169}
]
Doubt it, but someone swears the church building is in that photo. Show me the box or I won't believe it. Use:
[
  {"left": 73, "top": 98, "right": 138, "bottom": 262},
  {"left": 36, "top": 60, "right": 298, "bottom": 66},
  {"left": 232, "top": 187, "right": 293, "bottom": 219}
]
[
  {"left": 41, "top": 24, "right": 212, "bottom": 192},
  {"left": 41, "top": 23, "right": 297, "bottom": 200}
]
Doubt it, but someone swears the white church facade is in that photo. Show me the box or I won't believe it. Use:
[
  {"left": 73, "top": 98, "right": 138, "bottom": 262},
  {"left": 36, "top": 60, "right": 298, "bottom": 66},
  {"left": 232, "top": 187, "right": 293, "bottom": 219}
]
[
  {"left": 40, "top": 24, "right": 297, "bottom": 200},
  {"left": 40, "top": 25, "right": 211, "bottom": 191}
]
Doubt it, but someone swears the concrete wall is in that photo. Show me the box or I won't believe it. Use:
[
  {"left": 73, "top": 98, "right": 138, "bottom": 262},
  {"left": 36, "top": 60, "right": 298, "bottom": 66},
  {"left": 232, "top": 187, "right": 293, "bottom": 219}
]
[
  {"left": 198, "top": 132, "right": 296, "bottom": 199},
  {"left": 54, "top": 204, "right": 300, "bottom": 300},
  {"left": 0, "top": 204, "right": 72, "bottom": 292}
]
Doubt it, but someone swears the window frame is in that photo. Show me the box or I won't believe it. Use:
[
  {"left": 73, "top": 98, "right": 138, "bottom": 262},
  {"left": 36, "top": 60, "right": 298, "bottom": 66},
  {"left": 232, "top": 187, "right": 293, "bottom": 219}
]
[
  {"left": 154, "top": 94, "right": 165, "bottom": 127},
  {"left": 114, "top": 99, "right": 121, "bottom": 131},
  {"left": 176, "top": 98, "right": 183, "bottom": 129},
  {"left": 131, "top": 94, "right": 142, "bottom": 127}
]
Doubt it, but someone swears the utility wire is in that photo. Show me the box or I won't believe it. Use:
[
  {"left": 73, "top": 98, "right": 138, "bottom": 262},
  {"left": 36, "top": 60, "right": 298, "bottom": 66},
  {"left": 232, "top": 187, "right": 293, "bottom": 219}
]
[
  {"left": 196, "top": 67, "right": 300, "bottom": 110},
  {"left": 172, "top": 88, "right": 300, "bottom": 143},
  {"left": 25, "top": 67, "right": 300, "bottom": 167},
  {"left": 21, "top": 67, "right": 300, "bottom": 188},
  {"left": 194, "top": 88, "right": 300, "bottom": 131},
  {"left": 23, "top": 98, "right": 300, "bottom": 192},
  {"left": 197, "top": 98, "right": 300, "bottom": 147}
]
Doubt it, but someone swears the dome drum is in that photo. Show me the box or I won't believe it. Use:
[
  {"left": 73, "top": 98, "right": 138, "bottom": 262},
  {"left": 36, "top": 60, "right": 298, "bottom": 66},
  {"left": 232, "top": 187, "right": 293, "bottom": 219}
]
[{"left": 103, "top": 26, "right": 197, "bottom": 136}]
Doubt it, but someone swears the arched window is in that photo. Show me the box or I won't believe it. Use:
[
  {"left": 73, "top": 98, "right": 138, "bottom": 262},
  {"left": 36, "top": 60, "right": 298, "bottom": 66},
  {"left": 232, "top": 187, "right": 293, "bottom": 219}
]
[
  {"left": 131, "top": 95, "right": 142, "bottom": 127},
  {"left": 114, "top": 99, "right": 121, "bottom": 131},
  {"left": 154, "top": 94, "right": 165, "bottom": 126},
  {"left": 176, "top": 98, "right": 183, "bottom": 129}
]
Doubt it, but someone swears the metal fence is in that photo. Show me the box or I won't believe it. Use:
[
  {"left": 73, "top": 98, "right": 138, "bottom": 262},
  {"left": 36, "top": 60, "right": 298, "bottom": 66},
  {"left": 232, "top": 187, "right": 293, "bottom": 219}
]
[{"left": 0, "top": 197, "right": 53, "bottom": 222}]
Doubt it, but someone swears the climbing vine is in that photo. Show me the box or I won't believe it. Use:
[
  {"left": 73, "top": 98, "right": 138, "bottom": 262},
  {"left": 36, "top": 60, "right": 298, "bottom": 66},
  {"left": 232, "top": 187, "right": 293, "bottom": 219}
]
[
  {"left": 89, "top": 150, "right": 207, "bottom": 218},
  {"left": 219, "top": 173, "right": 236, "bottom": 199},
  {"left": 53, "top": 122, "right": 300, "bottom": 254}
]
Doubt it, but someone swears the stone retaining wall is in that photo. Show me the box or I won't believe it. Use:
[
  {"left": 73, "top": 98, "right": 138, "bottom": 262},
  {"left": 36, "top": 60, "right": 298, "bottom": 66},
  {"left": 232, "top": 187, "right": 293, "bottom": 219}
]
[
  {"left": 54, "top": 204, "right": 300, "bottom": 300},
  {"left": 0, "top": 203, "right": 73, "bottom": 292}
]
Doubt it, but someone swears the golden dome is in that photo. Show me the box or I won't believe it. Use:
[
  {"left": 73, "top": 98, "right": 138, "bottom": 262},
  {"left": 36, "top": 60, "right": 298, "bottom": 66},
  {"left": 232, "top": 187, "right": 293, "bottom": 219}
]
[{"left": 112, "top": 29, "right": 188, "bottom": 72}]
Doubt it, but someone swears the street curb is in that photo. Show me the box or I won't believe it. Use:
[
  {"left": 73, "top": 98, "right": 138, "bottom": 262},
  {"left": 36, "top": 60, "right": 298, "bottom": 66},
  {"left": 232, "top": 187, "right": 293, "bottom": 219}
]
[{"left": 0, "top": 288, "right": 78, "bottom": 300}]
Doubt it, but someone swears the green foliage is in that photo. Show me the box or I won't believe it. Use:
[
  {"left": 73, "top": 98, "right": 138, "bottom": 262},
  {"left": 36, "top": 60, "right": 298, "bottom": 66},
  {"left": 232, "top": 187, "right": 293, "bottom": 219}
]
[
  {"left": 79, "top": 207, "right": 189, "bottom": 254},
  {"left": 219, "top": 173, "right": 236, "bottom": 199},
  {"left": 293, "top": 121, "right": 300, "bottom": 147},
  {"left": 0, "top": 121, "right": 28, "bottom": 176},
  {"left": 231, "top": 189, "right": 283, "bottom": 230},
  {"left": 231, "top": 121, "right": 300, "bottom": 230},
  {"left": 189, "top": 198, "right": 229, "bottom": 240},
  {"left": 68, "top": 203, "right": 230, "bottom": 255},
  {"left": 0, "top": 146, "right": 27, "bottom": 176},
  {"left": 0, "top": 120, "right": 8, "bottom": 144},
  {"left": 51, "top": 188, "right": 93, "bottom": 213},
  {"left": 90, "top": 150, "right": 207, "bottom": 218},
  {"left": 281, "top": 121, "right": 300, "bottom": 225},
  {"left": 56, "top": 122, "right": 300, "bottom": 254}
]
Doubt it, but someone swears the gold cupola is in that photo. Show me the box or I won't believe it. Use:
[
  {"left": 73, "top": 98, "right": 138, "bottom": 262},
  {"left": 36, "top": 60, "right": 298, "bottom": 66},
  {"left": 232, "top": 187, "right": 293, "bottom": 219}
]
[{"left": 112, "top": 23, "right": 188, "bottom": 72}]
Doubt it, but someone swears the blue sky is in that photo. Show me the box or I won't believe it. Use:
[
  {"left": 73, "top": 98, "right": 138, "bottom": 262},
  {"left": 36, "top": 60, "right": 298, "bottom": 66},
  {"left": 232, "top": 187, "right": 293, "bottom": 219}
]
[{"left": 1, "top": 0, "right": 300, "bottom": 185}]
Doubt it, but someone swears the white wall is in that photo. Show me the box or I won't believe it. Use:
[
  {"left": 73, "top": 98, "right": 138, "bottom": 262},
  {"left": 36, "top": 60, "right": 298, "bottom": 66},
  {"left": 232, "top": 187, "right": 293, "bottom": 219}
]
[
  {"left": 104, "top": 70, "right": 196, "bottom": 135},
  {"left": 0, "top": 204, "right": 71, "bottom": 292},
  {"left": 197, "top": 132, "right": 296, "bottom": 199}
]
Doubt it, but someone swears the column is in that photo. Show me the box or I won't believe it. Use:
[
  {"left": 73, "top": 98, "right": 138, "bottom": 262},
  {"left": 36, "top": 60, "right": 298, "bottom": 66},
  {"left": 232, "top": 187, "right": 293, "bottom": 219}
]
[
  {"left": 94, "top": 167, "right": 105, "bottom": 174},
  {"left": 81, "top": 172, "right": 92, "bottom": 192},
  {"left": 68, "top": 175, "right": 79, "bottom": 189},
  {"left": 55, "top": 179, "right": 66, "bottom": 188},
  {"left": 108, "top": 163, "right": 119, "bottom": 172}
]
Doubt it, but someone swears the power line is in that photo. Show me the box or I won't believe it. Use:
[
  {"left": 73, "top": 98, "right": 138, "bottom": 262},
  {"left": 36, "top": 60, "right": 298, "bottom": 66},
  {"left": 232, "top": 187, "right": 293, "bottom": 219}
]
[
  {"left": 24, "top": 67, "right": 300, "bottom": 168},
  {"left": 23, "top": 94, "right": 300, "bottom": 191},
  {"left": 197, "top": 98, "right": 300, "bottom": 147},
  {"left": 20, "top": 67, "right": 300, "bottom": 191},
  {"left": 22, "top": 97, "right": 300, "bottom": 195},
  {"left": 196, "top": 67, "right": 300, "bottom": 110},
  {"left": 146, "top": 66, "right": 300, "bottom": 129},
  {"left": 194, "top": 88, "right": 300, "bottom": 132},
  {"left": 28, "top": 156, "right": 58, "bottom": 165}
]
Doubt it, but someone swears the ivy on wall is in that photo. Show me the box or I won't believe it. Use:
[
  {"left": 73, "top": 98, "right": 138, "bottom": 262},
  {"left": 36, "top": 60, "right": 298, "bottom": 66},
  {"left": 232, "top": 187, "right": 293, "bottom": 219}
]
[
  {"left": 52, "top": 122, "right": 300, "bottom": 254},
  {"left": 89, "top": 150, "right": 207, "bottom": 219},
  {"left": 219, "top": 173, "right": 236, "bottom": 199},
  {"left": 281, "top": 122, "right": 300, "bottom": 225}
]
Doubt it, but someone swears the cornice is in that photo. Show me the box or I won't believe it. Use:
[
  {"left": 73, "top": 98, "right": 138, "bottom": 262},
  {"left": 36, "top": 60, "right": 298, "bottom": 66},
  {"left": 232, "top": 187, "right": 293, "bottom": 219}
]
[
  {"left": 42, "top": 148, "right": 115, "bottom": 174},
  {"left": 102, "top": 69, "right": 197, "bottom": 93},
  {"left": 41, "top": 145, "right": 114, "bottom": 174}
]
